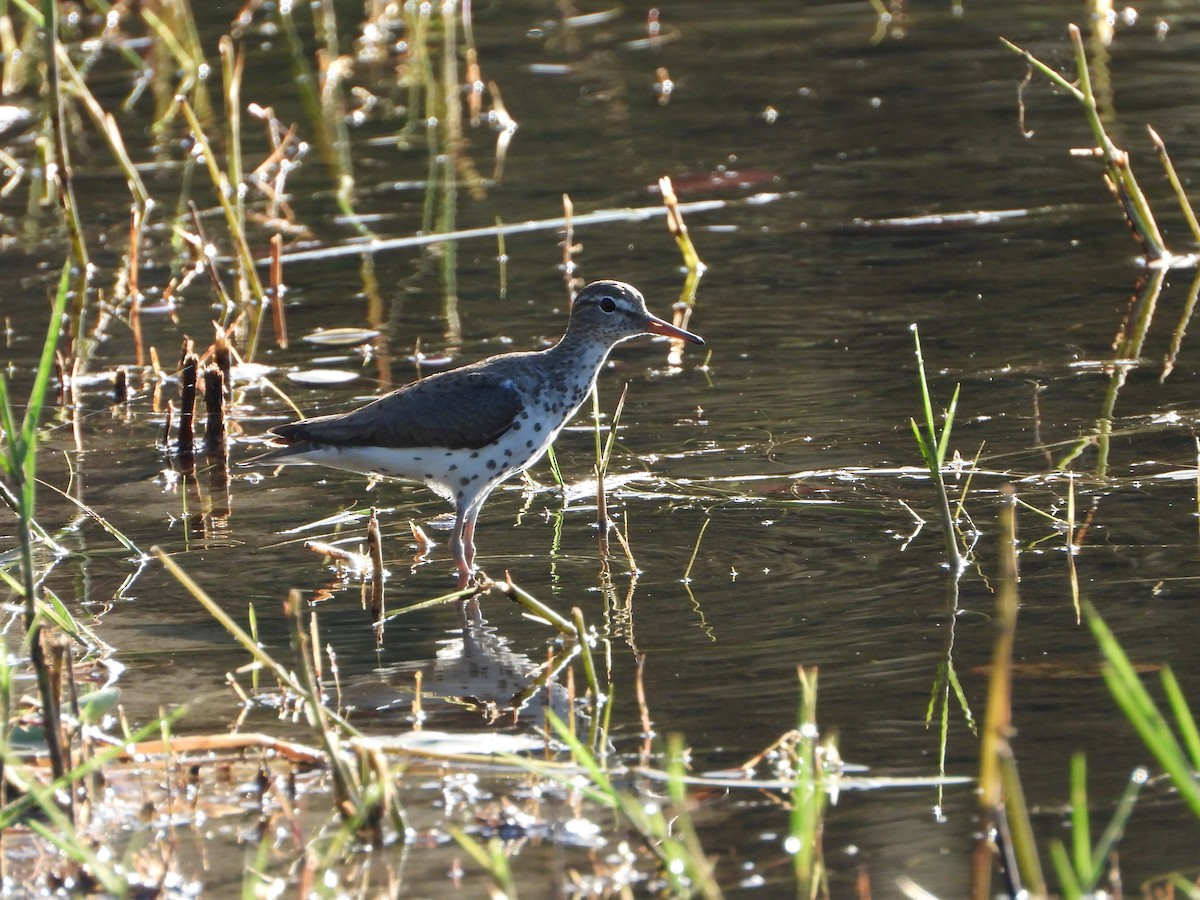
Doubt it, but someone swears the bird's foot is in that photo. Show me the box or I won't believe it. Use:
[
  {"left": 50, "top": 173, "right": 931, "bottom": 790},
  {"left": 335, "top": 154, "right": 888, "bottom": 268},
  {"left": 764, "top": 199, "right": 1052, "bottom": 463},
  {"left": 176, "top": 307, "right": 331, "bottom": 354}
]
[{"left": 455, "top": 567, "right": 492, "bottom": 593}]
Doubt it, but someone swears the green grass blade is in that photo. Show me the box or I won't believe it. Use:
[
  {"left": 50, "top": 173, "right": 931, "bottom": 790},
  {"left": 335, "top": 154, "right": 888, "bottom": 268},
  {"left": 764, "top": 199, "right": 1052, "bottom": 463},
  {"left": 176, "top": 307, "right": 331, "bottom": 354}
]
[
  {"left": 909, "top": 418, "right": 933, "bottom": 468},
  {"left": 945, "top": 658, "right": 975, "bottom": 734},
  {"left": 1069, "top": 752, "right": 1091, "bottom": 882},
  {"left": 936, "top": 384, "right": 960, "bottom": 468},
  {"left": 36, "top": 476, "right": 144, "bottom": 558},
  {"left": 543, "top": 710, "right": 617, "bottom": 803},
  {"left": 0, "top": 704, "right": 187, "bottom": 829},
  {"left": 28, "top": 813, "right": 127, "bottom": 895},
  {"left": 1088, "top": 766, "right": 1145, "bottom": 884},
  {"left": 1085, "top": 602, "right": 1200, "bottom": 819},
  {"left": 910, "top": 325, "right": 933, "bottom": 421},
  {"left": 1048, "top": 840, "right": 1083, "bottom": 900},
  {"left": 0, "top": 375, "right": 19, "bottom": 477},
  {"left": 19, "top": 261, "right": 71, "bottom": 449},
  {"left": 1161, "top": 666, "right": 1200, "bottom": 771}
]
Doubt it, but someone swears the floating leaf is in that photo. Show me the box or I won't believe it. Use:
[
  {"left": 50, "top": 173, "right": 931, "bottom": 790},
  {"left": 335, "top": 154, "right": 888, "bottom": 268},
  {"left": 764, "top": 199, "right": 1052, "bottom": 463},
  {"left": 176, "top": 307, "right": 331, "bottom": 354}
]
[
  {"left": 302, "top": 327, "right": 380, "bottom": 346},
  {"left": 286, "top": 368, "right": 358, "bottom": 385}
]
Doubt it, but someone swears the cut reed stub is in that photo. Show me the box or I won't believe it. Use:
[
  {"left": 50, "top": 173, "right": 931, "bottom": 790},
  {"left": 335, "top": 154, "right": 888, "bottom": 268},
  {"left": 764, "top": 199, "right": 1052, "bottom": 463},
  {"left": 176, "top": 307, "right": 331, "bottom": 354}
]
[
  {"left": 269, "top": 233, "right": 289, "bottom": 349},
  {"left": 212, "top": 327, "right": 233, "bottom": 399},
  {"left": 203, "top": 363, "right": 226, "bottom": 455},
  {"left": 178, "top": 351, "right": 198, "bottom": 456},
  {"left": 368, "top": 507, "right": 385, "bottom": 628},
  {"left": 112, "top": 366, "right": 129, "bottom": 404}
]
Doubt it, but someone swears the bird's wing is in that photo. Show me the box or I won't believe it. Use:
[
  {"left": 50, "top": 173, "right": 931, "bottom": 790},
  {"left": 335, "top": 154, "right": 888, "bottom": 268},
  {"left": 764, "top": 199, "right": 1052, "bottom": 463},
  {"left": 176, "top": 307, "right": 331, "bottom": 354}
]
[{"left": 269, "top": 371, "right": 523, "bottom": 451}]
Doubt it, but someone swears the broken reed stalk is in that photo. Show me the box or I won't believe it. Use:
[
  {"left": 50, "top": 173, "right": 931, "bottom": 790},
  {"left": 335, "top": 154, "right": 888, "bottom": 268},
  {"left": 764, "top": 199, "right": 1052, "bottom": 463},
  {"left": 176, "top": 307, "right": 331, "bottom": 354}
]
[
  {"left": 1000, "top": 26, "right": 1167, "bottom": 260},
  {"left": 267, "top": 196, "right": 733, "bottom": 266},
  {"left": 283, "top": 591, "right": 379, "bottom": 841},
  {"left": 202, "top": 363, "right": 226, "bottom": 455},
  {"left": 55, "top": 45, "right": 151, "bottom": 210},
  {"left": 367, "top": 508, "right": 385, "bottom": 625},
  {"left": 561, "top": 192, "right": 578, "bottom": 297},
  {"left": 382, "top": 584, "right": 482, "bottom": 620},
  {"left": 593, "top": 383, "right": 630, "bottom": 550},
  {"left": 112, "top": 367, "right": 128, "bottom": 403},
  {"left": 658, "top": 176, "right": 705, "bottom": 283},
  {"left": 570, "top": 606, "right": 601, "bottom": 715},
  {"left": 212, "top": 325, "right": 233, "bottom": 397},
  {"left": 973, "top": 486, "right": 1045, "bottom": 897},
  {"left": 498, "top": 575, "right": 577, "bottom": 636},
  {"left": 187, "top": 202, "right": 236, "bottom": 315},
  {"left": 0, "top": 261, "right": 72, "bottom": 782},
  {"left": 177, "top": 97, "right": 268, "bottom": 353},
  {"left": 153, "top": 548, "right": 360, "bottom": 737},
  {"left": 269, "top": 233, "right": 289, "bottom": 349},
  {"left": 41, "top": 0, "right": 88, "bottom": 275},
  {"left": 128, "top": 210, "right": 146, "bottom": 366},
  {"left": 658, "top": 175, "right": 706, "bottom": 318},
  {"left": 1147, "top": 125, "right": 1200, "bottom": 248},
  {"left": 177, "top": 349, "right": 198, "bottom": 455},
  {"left": 220, "top": 36, "right": 244, "bottom": 231}
]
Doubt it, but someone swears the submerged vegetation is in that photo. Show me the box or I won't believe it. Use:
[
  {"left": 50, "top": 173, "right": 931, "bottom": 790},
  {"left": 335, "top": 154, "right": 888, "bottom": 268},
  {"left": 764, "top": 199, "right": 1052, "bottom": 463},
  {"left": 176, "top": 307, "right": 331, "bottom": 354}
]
[{"left": 0, "top": 2, "right": 1199, "bottom": 897}]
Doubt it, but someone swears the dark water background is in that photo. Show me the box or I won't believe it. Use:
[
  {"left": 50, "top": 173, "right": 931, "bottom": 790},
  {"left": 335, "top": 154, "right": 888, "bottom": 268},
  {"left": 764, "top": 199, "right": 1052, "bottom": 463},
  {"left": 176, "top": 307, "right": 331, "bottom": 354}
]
[{"left": 5, "top": 0, "right": 1200, "bottom": 894}]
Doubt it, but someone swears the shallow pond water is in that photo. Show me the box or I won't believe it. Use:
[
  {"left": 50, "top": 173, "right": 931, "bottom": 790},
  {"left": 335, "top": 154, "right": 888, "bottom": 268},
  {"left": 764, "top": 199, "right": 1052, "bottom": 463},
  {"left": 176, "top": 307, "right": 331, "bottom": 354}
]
[{"left": 5, "top": 0, "right": 1200, "bottom": 895}]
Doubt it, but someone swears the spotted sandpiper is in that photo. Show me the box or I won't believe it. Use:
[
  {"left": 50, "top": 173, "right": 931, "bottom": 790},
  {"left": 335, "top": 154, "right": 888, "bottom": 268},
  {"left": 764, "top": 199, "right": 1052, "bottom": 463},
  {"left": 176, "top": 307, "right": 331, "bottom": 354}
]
[{"left": 249, "top": 281, "right": 704, "bottom": 587}]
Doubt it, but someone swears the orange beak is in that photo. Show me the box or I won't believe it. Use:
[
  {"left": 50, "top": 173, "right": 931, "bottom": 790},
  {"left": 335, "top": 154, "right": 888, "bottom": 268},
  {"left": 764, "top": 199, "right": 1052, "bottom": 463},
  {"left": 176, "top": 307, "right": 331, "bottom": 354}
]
[{"left": 644, "top": 313, "right": 705, "bottom": 345}]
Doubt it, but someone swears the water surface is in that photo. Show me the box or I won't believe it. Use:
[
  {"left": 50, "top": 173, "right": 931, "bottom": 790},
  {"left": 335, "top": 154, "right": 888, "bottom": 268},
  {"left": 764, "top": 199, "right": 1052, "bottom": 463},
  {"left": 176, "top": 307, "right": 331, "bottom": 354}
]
[{"left": 6, "top": 0, "right": 1200, "bottom": 894}]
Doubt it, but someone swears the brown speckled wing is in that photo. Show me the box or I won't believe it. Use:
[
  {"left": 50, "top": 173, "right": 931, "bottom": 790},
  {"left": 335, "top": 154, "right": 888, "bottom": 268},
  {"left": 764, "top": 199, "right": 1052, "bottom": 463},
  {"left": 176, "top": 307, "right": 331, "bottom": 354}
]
[{"left": 269, "top": 371, "right": 523, "bottom": 450}]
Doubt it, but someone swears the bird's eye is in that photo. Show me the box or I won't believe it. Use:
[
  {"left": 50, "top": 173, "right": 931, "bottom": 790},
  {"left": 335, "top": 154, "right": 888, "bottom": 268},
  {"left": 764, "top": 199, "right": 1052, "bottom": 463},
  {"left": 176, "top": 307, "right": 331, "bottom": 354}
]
[{"left": 599, "top": 296, "right": 617, "bottom": 313}]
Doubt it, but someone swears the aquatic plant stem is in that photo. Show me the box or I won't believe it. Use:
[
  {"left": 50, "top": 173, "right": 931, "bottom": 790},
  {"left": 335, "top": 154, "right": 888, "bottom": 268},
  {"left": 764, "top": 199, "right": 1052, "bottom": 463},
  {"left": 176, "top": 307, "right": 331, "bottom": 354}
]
[
  {"left": 908, "top": 324, "right": 965, "bottom": 572},
  {"left": 0, "top": 261, "right": 72, "bottom": 782},
  {"left": 177, "top": 96, "right": 268, "bottom": 357},
  {"left": 1085, "top": 600, "right": 1200, "bottom": 819},
  {"left": 1147, "top": 125, "right": 1200, "bottom": 247},
  {"left": 1001, "top": 26, "right": 1167, "bottom": 259},
  {"left": 975, "top": 486, "right": 1046, "bottom": 896},
  {"left": 41, "top": 0, "right": 88, "bottom": 275}
]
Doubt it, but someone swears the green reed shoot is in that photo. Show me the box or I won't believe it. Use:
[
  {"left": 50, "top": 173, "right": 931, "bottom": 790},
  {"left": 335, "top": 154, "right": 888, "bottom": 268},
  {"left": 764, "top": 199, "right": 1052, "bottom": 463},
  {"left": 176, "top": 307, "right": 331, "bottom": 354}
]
[
  {"left": 0, "top": 705, "right": 186, "bottom": 830},
  {"left": 1001, "top": 26, "right": 1168, "bottom": 259},
  {"left": 1047, "top": 752, "right": 1145, "bottom": 898},
  {"left": 178, "top": 96, "right": 269, "bottom": 356},
  {"left": 789, "top": 667, "right": 830, "bottom": 898},
  {"left": 535, "top": 711, "right": 721, "bottom": 899},
  {"left": 971, "top": 486, "right": 1046, "bottom": 897},
  {"left": 908, "top": 324, "right": 965, "bottom": 571},
  {"left": 1084, "top": 600, "right": 1200, "bottom": 819},
  {"left": 0, "top": 260, "right": 71, "bottom": 780},
  {"left": 446, "top": 825, "right": 517, "bottom": 899},
  {"left": 1148, "top": 126, "right": 1200, "bottom": 247},
  {"left": 56, "top": 50, "right": 150, "bottom": 209},
  {"left": 41, "top": 0, "right": 88, "bottom": 273},
  {"left": 156, "top": 548, "right": 407, "bottom": 841}
]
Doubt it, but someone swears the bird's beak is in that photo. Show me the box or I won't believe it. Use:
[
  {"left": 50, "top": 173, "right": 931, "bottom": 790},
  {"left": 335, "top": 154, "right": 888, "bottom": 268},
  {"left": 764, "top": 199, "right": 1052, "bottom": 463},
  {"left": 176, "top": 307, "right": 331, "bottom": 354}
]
[{"left": 644, "top": 313, "right": 705, "bottom": 345}]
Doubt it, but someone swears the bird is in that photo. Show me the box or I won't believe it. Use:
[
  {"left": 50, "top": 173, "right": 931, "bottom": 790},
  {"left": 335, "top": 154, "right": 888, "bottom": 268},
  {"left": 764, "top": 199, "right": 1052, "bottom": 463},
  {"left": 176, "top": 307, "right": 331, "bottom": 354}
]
[{"left": 248, "top": 281, "right": 704, "bottom": 588}]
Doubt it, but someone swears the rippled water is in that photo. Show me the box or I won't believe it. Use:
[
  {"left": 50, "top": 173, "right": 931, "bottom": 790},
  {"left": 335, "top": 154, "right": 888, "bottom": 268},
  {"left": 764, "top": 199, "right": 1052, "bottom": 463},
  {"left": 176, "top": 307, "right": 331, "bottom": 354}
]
[{"left": 6, "top": 0, "right": 1200, "bottom": 894}]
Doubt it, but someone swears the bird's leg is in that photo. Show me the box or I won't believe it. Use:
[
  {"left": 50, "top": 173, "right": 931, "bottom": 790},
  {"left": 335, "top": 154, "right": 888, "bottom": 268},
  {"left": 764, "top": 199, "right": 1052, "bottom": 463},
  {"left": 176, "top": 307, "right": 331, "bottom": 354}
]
[
  {"left": 449, "top": 507, "right": 472, "bottom": 590},
  {"left": 461, "top": 513, "right": 478, "bottom": 575},
  {"left": 451, "top": 508, "right": 487, "bottom": 625}
]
